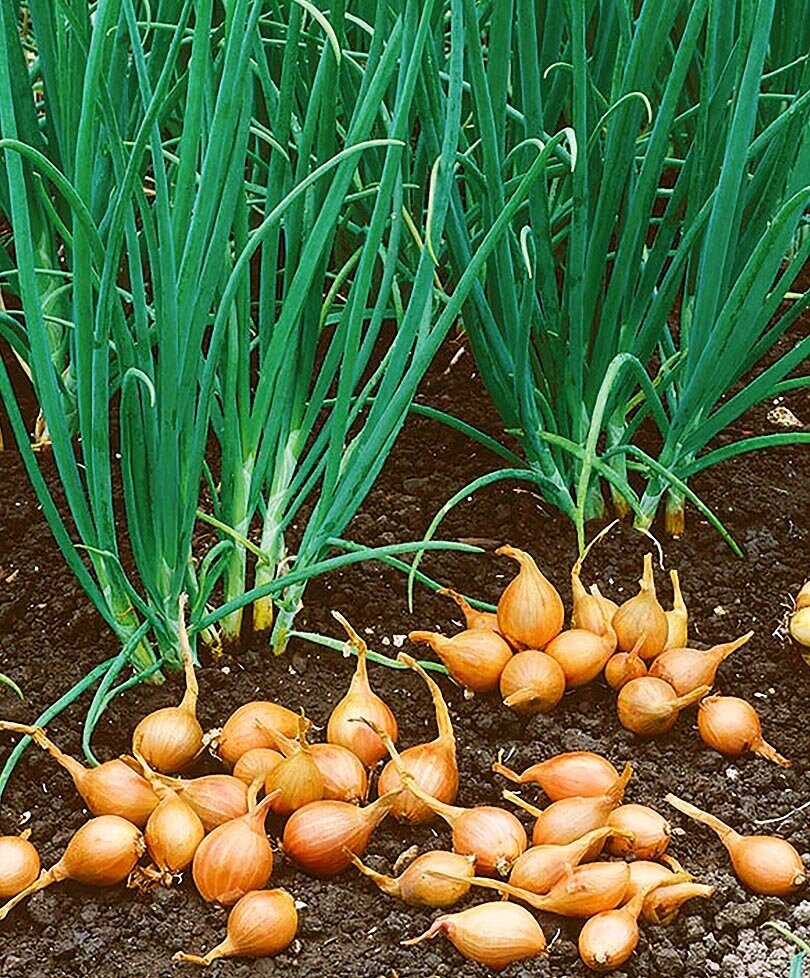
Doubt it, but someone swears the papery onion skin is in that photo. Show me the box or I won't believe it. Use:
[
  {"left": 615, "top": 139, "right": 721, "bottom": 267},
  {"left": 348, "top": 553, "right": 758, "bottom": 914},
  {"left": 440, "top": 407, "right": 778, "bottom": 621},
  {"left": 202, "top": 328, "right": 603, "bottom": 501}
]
[
  {"left": 496, "top": 546, "right": 564, "bottom": 650},
  {"left": 697, "top": 694, "right": 791, "bottom": 766},
  {"left": 0, "top": 835, "right": 40, "bottom": 898},
  {"left": 162, "top": 774, "right": 249, "bottom": 833},
  {"left": 408, "top": 629, "right": 512, "bottom": 694},
  {"left": 616, "top": 677, "right": 709, "bottom": 737},
  {"left": 606, "top": 804, "right": 671, "bottom": 860},
  {"left": 544, "top": 628, "right": 615, "bottom": 688},
  {"left": 439, "top": 588, "right": 501, "bottom": 633},
  {"left": 217, "top": 702, "right": 304, "bottom": 768},
  {"left": 611, "top": 554, "right": 668, "bottom": 660},
  {"left": 403, "top": 901, "right": 547, "bottom": 971},
  {"left": 578, "top": 906, "right": 640, "bottom": 972},
  {"left": 348, "top": 849, "right": 475, "bottom": 907},
  {"left": 144, "top": 792, "right": 205, "bottom": 876},
  {"left": 310, "top": 743, "right": 368, "bottom": 803},
  {"left": 451, "top": 807, "right": 527, "bottom": 876},
  {"left": 649, "top": 631, "right": 753, "bottom": 696},
  {"left": 264, "top": 723, "right": 324, "bottom": 817},
  {"left": 643, "top": 881, "right": 715, "bottom": 925},
  {"left": 790, "top": 605, "right": 810, "bottom": 649},
  {"left": 499, "top": 650, "right": 565, "bottom": 715},
  {"left": 621, "top": 860, "right": 682, "bottom": 905},
  {"left": 604, "top": 646, "right": 648, "bottom": 692},
  {"left": 493, "top": 751, "right": 619, "bottom": 801},
  {"left": 509, "top": 826, "right": 629, "bottom": 894},
  {"left": 663, "top": 570, "right": 688, "bottom": 651},
  {"left": 233, "top": 748, "right": 284, "bottom": 786},
  {"left": 174, "top": 889, "right": 298, "bottom": 966}
]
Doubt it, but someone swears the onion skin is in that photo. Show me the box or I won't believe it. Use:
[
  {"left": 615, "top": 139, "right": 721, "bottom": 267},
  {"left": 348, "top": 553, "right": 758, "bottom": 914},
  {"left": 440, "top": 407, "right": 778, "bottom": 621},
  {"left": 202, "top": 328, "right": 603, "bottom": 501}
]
[
  {"left": 643, "top": 881, "right": 715, "bottom": 925},
  {"left": 606, "top": 804, "right": 671, "bottom": 860},
  {"left": 262, "top": 720, "right": 324, "bottom": 817},
  {"left": 621, "top": 860, "right": 683, "bottom": 905},
  {"left": 663, "top": 570, "right": 688, "bottom": 650},
  {"left": 310, "top": 743, "right": 368, "bottom": 803},
  {"left": 348, "top": 849, "right": 475, "bottom": 907},
  {"left": 493, "top": 751, "right": 619, "bottom": 801},
  {"left": 403, "top": 901, "right": 547, "bottom": 970},
  {"left": 0, "top": 816, "right": 145, "bottom": 921},
  {"left": 217, "top": 702, "right": 304, "bottom": 768},
  {"left": 604, "top": 645, "right": 647, "bottom": 692},
  {"left": 649, "top": 631, "right": 753, "bottom": 695},
  {"left": 666, "top": 793, "right": 806, "bottom": 896},
  {"left": 499, "top": 650, "right": 565, "bottom": 715},
  {"left": 544, "top": 628, "right": 616, "bottom": 688},
  {"left": 156, "top": 774, "right": 249, "bottom": 832},
  {"left": 697, "top": 694, "right": 791, "bottom": 766},
  {"left": 174, "top": 889, "right": 298, "bottom": 965},
  {"left": 611, "top": 553, "right": 668, "bottom": 660},
  {"left": 233, "top": 748, "right": 284, "bottom": 786},
  {"left": 282, "top": 790, "right": 400, "bottom": 878},
  {"left": 509, "top": 826, "right": 631, "bottom": 894},
  {"left": 790, "top": 604, "right": 810, "bottom": 650},
  {"left": 408, "top": 629, "right": 512, "bottom": 694},
  {"left": 328, "top": 613, "right": 398, "bottom": 767},
  {"left": 0, "top": 835, "right": 40, "bottom": 898},
  {"left": 439, "top": 588, "right": 501, "bottom": 633},
  {"left": 616, "top": 678, "right": 710, "bottom": 737},
  {"left": 192, "top": 793, "right": 276, "bottom": 905},
  {"left": 496, "top": 546, "right": 564, "bottom": 650},
  {"left": 144, "top": 791, "right": 205, "bottom": 878}
]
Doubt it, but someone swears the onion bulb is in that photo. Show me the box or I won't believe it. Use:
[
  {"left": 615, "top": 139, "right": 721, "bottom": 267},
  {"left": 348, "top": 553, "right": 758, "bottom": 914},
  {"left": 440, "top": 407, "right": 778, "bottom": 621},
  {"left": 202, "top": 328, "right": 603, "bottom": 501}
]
[
  {"left": 612, "top": 554, "right": 668, "bottom": 660},
  {"left": 697, "top": 694, "right": 790, "bottom": 766},
  {"left": 789, "top": 581, "right": 810, "bottom": 650},
  {"left": 492, "top": 750, "right": 619, "bottom": 800},
  {"left": 232, "top": 748, "right": 283, "bottom": 786},
  {"left": 152, "top": 773, "right": 249, "bottom": 832},
  {"left": 509, "top": 826, "right": 632, "bottom": 894},
  {"left": 403, "top": 901, "right": 547, "bottom": 971},
  {"left": 666, "top": 793, "right": 806, "bottom": 896},
  {"left": 282, "top": 790, "right": 401, "bottom": 878},
  {"left": 604, "top": 636, "right": 647, "bottom": 691},
  {"left": 0, "top": 832, "right": 40, "bottom": 898},
  {"left": 310, "top": 743, "right": 368, "bottom": 803},
  {"left": 408, "top": 628, "right": 512, "bottom": 695},
  {"left": 649, "top": 631, "right": 753, "bottom": 695},
  {"left": 132, "top": 596, "right": 203, "bottom": 772},
  {"left": 664, "top": 570, "right": 688, "bottom": 650},
  {"left": 591, "top": 584, "right": 619, "bottom": 622},
  {"left": 0, "top": 721, "right": 158, "bottom": 827},
  {"left": 570, "top": 525, "right": 617, "bottom": 635},
  {"left": 644, "top": 879, "right": 715, "bottom": 925},
  {"left": 174, "top": 889, "right": 298, "bottom": 966},
  {"left": 496, "top": 545, "right": 564, "bottom": 649},
  {"left": 259, "top": 715, "right": 324, "bottom": 816},
  {"left": 606, "top": 804, "right": 671, "bottom": 860},
  {"left": 348, "top": 849, "right": 475, "bottom": 907},
  {"left": 327, "top": 612, "right": 398, "bottom": 766},
  {"left": 0, "top": 816, "right": 145, "bottom": 920},
  {"left": 504, "top": 762, "right": 632, "bottom": 847},
  {"left": 217, "top": 701, "right": 305, "bottom": 768},
  {"left": 499, "top": 650, "right": 565, "bottom": 715},
  {"left": 192, "top": 792, "right": 277, "bottom": 904},
  {"left": 439, "top": 588, "right": 500, "bottom": 632},
  {"left": 544, "top": 627, "right": 616, "bottom": 688},
  {"left": 377, "top": 653, "right": 458, "bottom": 822},
  {"left": 617, "top": 677, "right": 709, "bottom": 737},
  {"left": 622, "top": 858, "right": 687, "bottom": 905},
  {"left": 578, "top": 870, "right": 691, "bottom": 971}
]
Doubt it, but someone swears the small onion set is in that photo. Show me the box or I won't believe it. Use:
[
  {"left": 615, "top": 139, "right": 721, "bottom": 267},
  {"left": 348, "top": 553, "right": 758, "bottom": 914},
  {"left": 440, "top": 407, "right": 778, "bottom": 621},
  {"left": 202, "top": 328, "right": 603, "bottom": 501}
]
[{"left": 0, "top": 548, "right": 801, "bottom": 973}]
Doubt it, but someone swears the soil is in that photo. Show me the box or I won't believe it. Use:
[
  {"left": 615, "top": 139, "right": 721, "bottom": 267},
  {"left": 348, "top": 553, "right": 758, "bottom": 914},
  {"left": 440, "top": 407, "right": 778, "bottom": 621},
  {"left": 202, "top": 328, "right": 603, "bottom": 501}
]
[{"left": 0, "top": 336, "right": 808, "bottom": 978}]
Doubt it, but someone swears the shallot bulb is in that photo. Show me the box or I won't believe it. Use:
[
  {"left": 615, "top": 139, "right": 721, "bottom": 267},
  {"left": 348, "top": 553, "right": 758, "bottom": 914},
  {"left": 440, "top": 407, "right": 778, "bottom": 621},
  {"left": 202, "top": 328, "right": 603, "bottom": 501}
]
[
  {"left": 377, "top": 654, "right": 458, "bottom": 822},
  {"left": 0, "top": 721, "right": 158, "bottom": 827},
  {"left": 643, "top": 880, "right": 715, "bottom": 926},
  {"left": 622, "top": 857, "right": 688, "bottom": 905},
  {"left": 232, "top": 748, "right": 283, "bottom": 786},
  {"left": 504, "top": 762, "right": 632, "bottom": 847},
  {"left": 403, "top": 901, "right": 547, "bottom": 971},
  {"left": 591, "top": 585, "right": 619, "bottom": 622},
  {"left": 509, "top": 826, "right": 632, "bottom": 894},
  {"left": 617, "top": 677, "right": 709, "bottom": 737},
  {"left": 606, "top": 804, "right": 671, "bottom": 860},
  {"left": 604, "top": 637, "right": 647, "bottom": 691},
  {"left": 570, "top": 525, "right": 616, "bottom": 635},
  {"left": 649, "top": 631, "right": 753, "bottom": 695},
  {"left": 259, "top": 716, "right": 324, "bottom": 816},
  {"left": 327, "top": 612, "right": 398, "bottom": 766},
  {"left": 612, "top": 554, "right": 668, "bottom": 660},
  {"left": 666, "top": 793, "right": 806, "bottom": 896},
  {"left": 408, "top": 628, "right": 512, "bottom": 695},
  {"left": 697, "top": 694, "right": 791, "bottom": 766},
  {"left": 192, "top": 792, "right": 277, "bottom": 905},
  {"left": 664, "top": 570, "right": 688, "bottom": 650},
  {"left": 499, "top": 650, "right": 565, "bottom": 715},
  {"left": 347, "top": 849, "right": 475, "bottom": 907},
  {"left": 0, "top": 832, "right": 40, "bottom": 898},
  {"left": 789, "top": 581, "right": 810, "bottom": 650},
  {"left": 310, "top": 743, "right": 368, "bottom": 803},
  {"left": 153, "top": 773, "right": 249, "bottom": 832},
  {"left": 132, "top": 596, "right": 203, "bottom": 772},
  {"left": 0, "top": 816, "right": 145, "bottom": 920},
  {"left": 174, "top": 889, "right": 298, "bottom": 966},
  {"left": 493, "top": 750, "right": 620, "bottom": 800},
  {"left": 217, "top": 701, "right": 304, "bottom": 768},
  {"left": 282, "top": 790, "right": 401, "bottom": 878},
  {"left": 544, "top": 627, "right": 616, "bottom": 688},
  {"left": 496, "top": 546, "right": 564, "bottom": 649},
  {"left": 439, "top": 588, "right": 500, "bottom": 632}
]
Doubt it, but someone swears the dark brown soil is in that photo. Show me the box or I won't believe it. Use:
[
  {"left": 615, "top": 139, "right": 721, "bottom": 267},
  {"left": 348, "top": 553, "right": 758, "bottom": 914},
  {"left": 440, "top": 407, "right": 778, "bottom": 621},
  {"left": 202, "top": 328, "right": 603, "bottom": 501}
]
[{"left": 0, "top": 339, "right": 808, "bottom": 978}]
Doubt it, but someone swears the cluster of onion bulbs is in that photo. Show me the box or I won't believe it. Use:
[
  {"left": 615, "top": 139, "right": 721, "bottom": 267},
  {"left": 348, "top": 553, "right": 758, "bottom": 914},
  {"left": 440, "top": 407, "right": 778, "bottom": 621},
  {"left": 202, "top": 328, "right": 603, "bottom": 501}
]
[{"left": 0, "top": 555, "right": 802, "bottom": 973}]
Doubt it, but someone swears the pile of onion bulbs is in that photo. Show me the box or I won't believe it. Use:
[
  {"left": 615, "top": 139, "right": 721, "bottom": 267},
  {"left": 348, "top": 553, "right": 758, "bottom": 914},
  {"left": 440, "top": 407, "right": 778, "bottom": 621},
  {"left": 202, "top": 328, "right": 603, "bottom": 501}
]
[{"left": 0, "top": 550, "right": 802, "bottom": 973}]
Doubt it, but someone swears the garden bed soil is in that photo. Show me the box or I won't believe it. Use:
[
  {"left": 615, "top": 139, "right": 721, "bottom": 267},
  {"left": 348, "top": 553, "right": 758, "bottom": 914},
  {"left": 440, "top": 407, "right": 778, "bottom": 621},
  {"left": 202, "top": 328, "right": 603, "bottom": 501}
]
[{"left": 0, "top": 338, "right": 808, "bottom": 978}]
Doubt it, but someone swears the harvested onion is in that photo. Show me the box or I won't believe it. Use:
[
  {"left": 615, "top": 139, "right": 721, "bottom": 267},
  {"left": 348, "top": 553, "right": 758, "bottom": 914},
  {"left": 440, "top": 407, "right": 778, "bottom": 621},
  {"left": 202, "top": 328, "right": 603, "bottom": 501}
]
[
  {"left": 509, "top": 826, "right": 632, "bottom": 894},
  {"left": 232, "top": 748, "right": 283, "bottom": 786},
  {"left": 310, "top": 743, "right": 368, "bottom": 803},
  {"left": 666, "top": 793, "right": 806, "bottom": 896},
  {"left": 403, "top": 901, "right": 547, "bottom": 970},
  {"left": 544, "top": 627, "right": 616, "bottom": 688},
  {"left": 612, "top": 554, "right": 668, "bottom": 660},
  {"left": 649, "top": 631, "right": 753, "bottom": 695},
  {"left": 499, "top": 650, "right": 565, "bottom": 715},
  {"left": 496, "top": 545, "right": 564, "bottom": 649},
  {"left": 697, "top": 694, "right": 790, "bottom": 766},
  {"left": 606, "top": 804, "right": 671, "bottom": 860},
  {"left": 174, "top": 888, "right": 298, "bottom": 966},
  {"left": 217, "top": 701, "right": 304, "bottom": 768},
  {"left": 604, "top": 636, "right": 647, "bottom": 691},
  {"left": 0, "top": 832, "right": 40, "bottom": 899},
  {"left": 439, "top": 588, "right": 500, "bottom": 632},
  {"left": 260, "top": 715, "right": 324, "bottom": 816},
  {"left": 348, "top": 849, "right": 475, "bottom": 907},
  {"left": 664, "top": 570, "right": 688, "bottom": 650},
  {"left": 789, "top": 581, "right": 810, "bottom": 650},
  {"left": 377, "top": 654, "right": 458, "bottom": 822},
  {"left": 644, "top": 880, "right": 715, "bottom": 926},
  {"left": 493, "top": 750, "right": 619, "bottom": 800},
  {"left": 570, "top": 526, "right": 616, "bottom": 636},
  {"left": 0, "top": 816, "right": 145, "bottom": 920},
  {"left": 153, "top": 772, "right": 248, "bottom": 832},
  {"left": 327, "top": 612, "right": 398, "bottom": 767},
  {"left": 408, "top": 628, "right": 512, "bottom": 695},
  {"left": 617, "top": 677, "right": 709, "bottom": 736}
]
